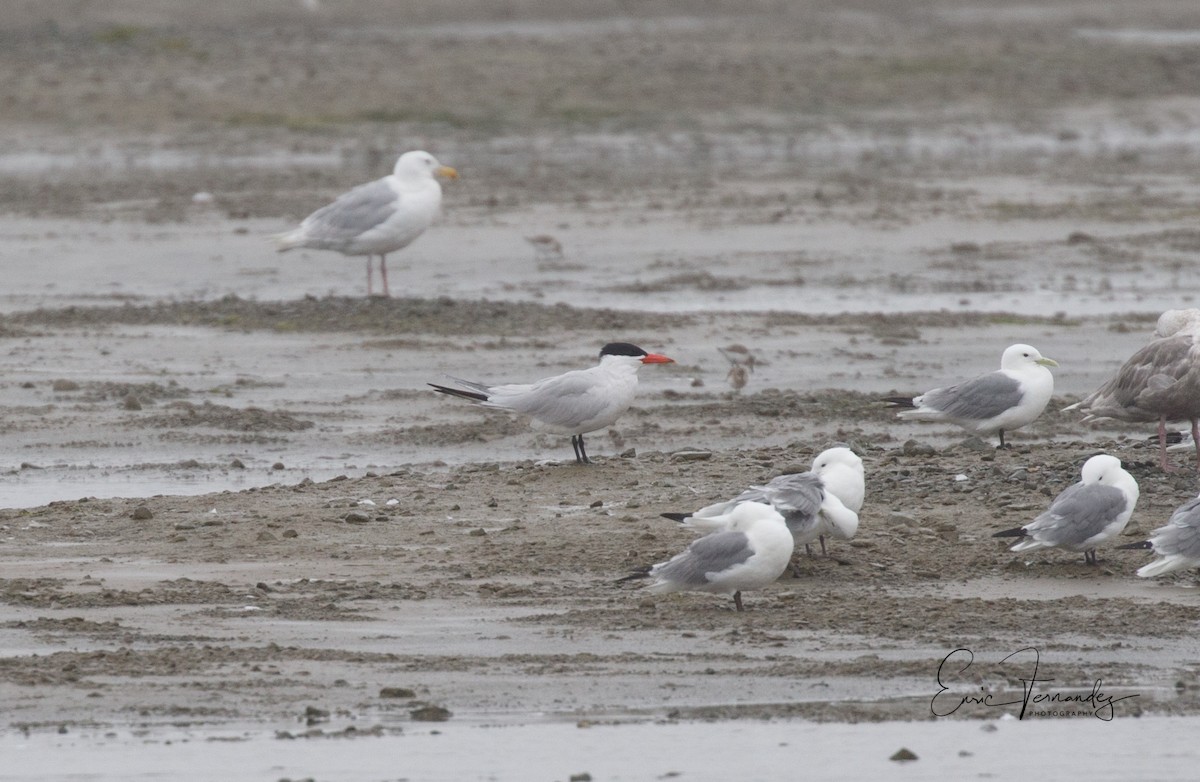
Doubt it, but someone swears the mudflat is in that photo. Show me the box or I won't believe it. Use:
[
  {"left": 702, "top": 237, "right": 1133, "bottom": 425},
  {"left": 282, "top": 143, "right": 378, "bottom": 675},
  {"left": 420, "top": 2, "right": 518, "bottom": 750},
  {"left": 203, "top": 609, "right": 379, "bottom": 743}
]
[{"left": 3, "top": 2, "right": 1200, "bottom": 778}]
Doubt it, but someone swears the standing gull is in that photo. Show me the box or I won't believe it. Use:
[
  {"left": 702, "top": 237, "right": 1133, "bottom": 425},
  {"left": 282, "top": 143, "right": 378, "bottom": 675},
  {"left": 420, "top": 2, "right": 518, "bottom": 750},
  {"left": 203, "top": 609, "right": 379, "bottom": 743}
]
[
  {"left": 662, "top": 446, "right": 864, "bottom": 560},
  {"left": 275, "top": 150, "right": 458, "bottom": 297},
  {"left": 621, "top": 501, "right": 794, "bottom": 611},
  {"left": 1067, "top": 308, "right": 1200, "bottom": 473},
  {"left": 1118, "top": 493, "right": 1200, "bottom": 578},
  {"left": 993, "top": 454, "right": 1139, "bottom": 565},
  {"left": 429, "top": 342, "right": 674, "bottom": 464},
  {"left": 885, "top": 344, "right": 1058, "bottom": 447}
]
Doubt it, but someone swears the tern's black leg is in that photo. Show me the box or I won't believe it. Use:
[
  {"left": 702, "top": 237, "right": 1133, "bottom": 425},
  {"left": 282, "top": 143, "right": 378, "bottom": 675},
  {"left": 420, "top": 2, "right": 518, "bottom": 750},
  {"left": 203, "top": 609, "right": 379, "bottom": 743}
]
[
  {"left": 819, "top": 535, "right": 828, "bottom": 557},
  {"left": 997, "top": 429, "right": 1008, "bottom": 449},
  {"left": 1085, "top": 549, "right": 1097, "bottom": 566},
  {"left": 571, "top": 434, "right": 591, "bottom": 465},
  {"left": 733, "top": 591, "right": 744, "bottom": 612}
]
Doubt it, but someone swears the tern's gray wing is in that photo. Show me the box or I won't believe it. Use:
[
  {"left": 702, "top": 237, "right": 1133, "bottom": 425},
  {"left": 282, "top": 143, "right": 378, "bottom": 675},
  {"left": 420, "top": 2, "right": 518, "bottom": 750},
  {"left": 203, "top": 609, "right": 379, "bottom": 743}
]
[
  {"left": 300, "top": 179, "right": 399, "bottom": 247},
  {"left": 487, "top": 369, "right": 615, "bottom": 430},
  {"left": 654, "top": 530, "right": 753, "bottom": 586},
  {"left": 1152, "top": 496, "right": 1200, "bottom": 559},
  {"left": 1026, "top": 482, "right": 1128, "bottom": 546},
  {"left": 921, "top": 371, "right": 1024, "bottom": 421}
]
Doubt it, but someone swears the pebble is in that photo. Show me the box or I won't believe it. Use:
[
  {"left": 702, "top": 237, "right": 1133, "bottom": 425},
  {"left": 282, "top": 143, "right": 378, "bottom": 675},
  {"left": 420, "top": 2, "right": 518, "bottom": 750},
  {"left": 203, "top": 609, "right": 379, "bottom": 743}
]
[
  {"left": 379, "top": 687, "right": 416, "bottom": 699},
  {"left": 409, "top": 705, "right": 452, "bottom": 722},
  {"left": 130, "top": 506, "right": 153, "bottom": 520}
]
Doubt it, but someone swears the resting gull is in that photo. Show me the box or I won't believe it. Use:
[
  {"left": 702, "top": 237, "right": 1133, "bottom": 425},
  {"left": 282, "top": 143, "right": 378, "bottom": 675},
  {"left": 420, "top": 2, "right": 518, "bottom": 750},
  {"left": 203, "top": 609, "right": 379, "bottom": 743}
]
[
  {"left": 993, "top": 454, "right": 1139, "bottom": 565},
  {"left": 275, "top": 150, "right": 458, "bottom": 297},
  {"left": 884, "top": 344, "right": 1057, "bottom": 447},
  {"left": 1067, "top": 308, "right": 1200, "bottom": 473},
  {"left": 1118, "top": 493, "right": 1200, "bottom": 578},
  {"left": 661, "top": 446, "right": 864, "bottom": 561},
  {"left": 622, "top": 501, "right": 794, "bottom": 611},
  {"left": 429, "top": 342, "right": 674, "bottom": 464}
]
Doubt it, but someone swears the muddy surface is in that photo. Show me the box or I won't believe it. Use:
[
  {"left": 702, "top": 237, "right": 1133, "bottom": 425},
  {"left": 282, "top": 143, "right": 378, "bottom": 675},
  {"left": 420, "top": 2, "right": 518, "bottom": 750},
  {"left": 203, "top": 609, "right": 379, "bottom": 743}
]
[{"left": 4, "top": 1, "right": 1200, "bottom": 776}]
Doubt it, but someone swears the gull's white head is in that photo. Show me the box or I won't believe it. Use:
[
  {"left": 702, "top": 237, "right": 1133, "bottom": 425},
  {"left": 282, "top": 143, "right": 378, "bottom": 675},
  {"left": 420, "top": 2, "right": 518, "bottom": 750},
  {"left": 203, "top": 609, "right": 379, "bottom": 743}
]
[
  {"left": 1000, "top": 344, "right": 1058, "bottom": 372},
  {"left": 810, "top": 446, "right": 863, "bottom": 477},
  {"left": 1079, "top": 453, "right": 1125, "bottom": 485},
  {"left": 1154, "top": 309, "right": 1200, "bottom": 338},
  {"left": 811, "top": 446, "right": 865, "bottom": 512},
  {"left": 394, "top": 150, "right": 458, "bottom": 182}
]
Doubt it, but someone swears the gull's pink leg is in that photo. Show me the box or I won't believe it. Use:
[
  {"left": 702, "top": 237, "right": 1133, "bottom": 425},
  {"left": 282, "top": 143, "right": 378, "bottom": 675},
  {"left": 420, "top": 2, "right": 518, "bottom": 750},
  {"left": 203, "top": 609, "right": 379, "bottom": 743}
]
[
  {"left": 1160, "top": 416, "right": 1178, "bottom": 473},
  {"left": 366, "top": 257, "right": 374, "bottom": 297},
  {"left": 380, "top": 254, "right": 390, "bottom": 297},
  {"left": 1192, "top": 418, "right": 1200, "bottom": 475}
]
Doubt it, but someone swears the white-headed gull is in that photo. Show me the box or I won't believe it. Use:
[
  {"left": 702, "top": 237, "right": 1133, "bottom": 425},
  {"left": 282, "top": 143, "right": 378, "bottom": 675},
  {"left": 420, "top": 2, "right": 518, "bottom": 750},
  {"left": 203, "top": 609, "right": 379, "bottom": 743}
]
[
  {"left": 886, "top": 343, "right": 1057, "bottom": 447},
  {"left": 275, "top": 150, "right": 457, "bottom": 297}
]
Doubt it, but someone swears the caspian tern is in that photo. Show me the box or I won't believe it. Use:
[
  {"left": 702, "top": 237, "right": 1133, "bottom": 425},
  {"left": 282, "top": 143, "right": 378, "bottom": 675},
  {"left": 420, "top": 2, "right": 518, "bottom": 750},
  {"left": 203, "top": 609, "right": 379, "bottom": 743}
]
[
  {"left": 1119, "top": 492, "right": 1200, "bottom": 578},
  {"left": 275, "top": 150, "right": 458, "bottom": 297},
  {"left": 662, "top": 446, "right": 864, "bottom": 562},
  {"left": 884, "top": 343, "right": 1058, "bottom": 447},
  {"left": 620, "top": 501, "right": 794, "bottom": 611},
  {"left": 1066, "top": 308, "right": 1200, "bottom": 473},
  {"left": 993, "top": 454, "right": 1139, "bottom": 565},
  {"left": 429, "top": 342, "right": 674, "bottom": 464}
]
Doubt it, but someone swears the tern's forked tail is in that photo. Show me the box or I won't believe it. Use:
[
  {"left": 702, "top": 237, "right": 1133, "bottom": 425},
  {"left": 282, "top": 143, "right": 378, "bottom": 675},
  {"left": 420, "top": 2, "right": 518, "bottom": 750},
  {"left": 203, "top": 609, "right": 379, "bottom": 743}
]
[{"left": 428, "top": 383, "right": 488, "bottom": 402}]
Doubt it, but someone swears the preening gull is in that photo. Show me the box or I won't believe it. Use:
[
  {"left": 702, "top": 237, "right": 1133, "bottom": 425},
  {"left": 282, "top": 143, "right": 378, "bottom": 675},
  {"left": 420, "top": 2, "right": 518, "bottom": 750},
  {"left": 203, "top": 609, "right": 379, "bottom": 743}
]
[
  {"left": 885, "top": 344, "right": 1058, "bottom": 447},
  {"left": 993, "top": 454, "right": 1139, "bottom": 565},
  {"left": 275, "top": 150, "right": 458, "bottom": 297},
  {"left": 1118, "top": 493, "right": 1200, "bottom": 578},
  {"left": 623, "top": 501, "right": 794, "bottom": 611},
  {"left": 1067, "top": 309, "right": 1200, "bottom": 473},
  {"left": 662, "top": 446, "right": 864, "bottom": 561},
  {"left": 429, "top": 343, "right": 674, "bottom": 464}
]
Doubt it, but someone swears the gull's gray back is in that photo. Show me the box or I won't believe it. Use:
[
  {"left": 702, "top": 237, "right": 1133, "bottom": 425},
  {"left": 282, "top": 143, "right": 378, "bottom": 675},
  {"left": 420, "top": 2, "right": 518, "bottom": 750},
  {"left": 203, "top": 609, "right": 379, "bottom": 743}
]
[
  {"left": 654, "top": 530, "right": 753, "bottom": 586},
  {"left": 756, "top": 472, "right": 823, "bottom": 534},
  {"left": 301, "top": 179, "right": 399, "bottom": 248},
  {"left": 923, "top": 372, "right": 1023, "bottom": 421},
  {"left": 1029, "top": 482, "right": 1128, "bottom": 546}
]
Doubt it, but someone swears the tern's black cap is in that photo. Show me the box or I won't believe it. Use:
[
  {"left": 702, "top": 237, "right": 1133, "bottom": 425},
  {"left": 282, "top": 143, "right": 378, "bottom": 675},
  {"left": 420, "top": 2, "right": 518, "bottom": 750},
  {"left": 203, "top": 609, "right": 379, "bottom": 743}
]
[{"left": 599, "top": 342, "right": 649, "bottom": 358}]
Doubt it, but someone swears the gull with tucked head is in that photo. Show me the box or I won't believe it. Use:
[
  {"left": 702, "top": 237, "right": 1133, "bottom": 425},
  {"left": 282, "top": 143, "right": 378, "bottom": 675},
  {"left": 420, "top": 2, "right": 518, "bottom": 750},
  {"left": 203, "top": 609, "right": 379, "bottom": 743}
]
[
  {"left": 621, "top": 501, "right": 794, "bottom": 612},
  {"left": 661, "top": 446, "right": 864, "bottom": 564},
  {"left": 993, "top": 454, "right": 1139, "bottom": 565}
]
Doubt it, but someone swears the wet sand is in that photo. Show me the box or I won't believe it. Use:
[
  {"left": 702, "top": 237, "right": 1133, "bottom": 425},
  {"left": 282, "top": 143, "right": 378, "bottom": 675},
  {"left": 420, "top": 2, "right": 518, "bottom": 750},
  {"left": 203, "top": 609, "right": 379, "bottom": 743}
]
[{"left": 4, "top": 1, "right": 1200, "bottom": 778}]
